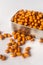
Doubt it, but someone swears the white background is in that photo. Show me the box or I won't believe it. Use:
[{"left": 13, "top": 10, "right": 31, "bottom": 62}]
[{"left": 0, "top": 0, "right": 43, "bottom": 65}]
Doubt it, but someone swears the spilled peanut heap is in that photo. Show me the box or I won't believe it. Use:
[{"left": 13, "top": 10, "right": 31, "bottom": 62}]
[
  {"left": 5, "top": 30, "right": 35, "bottom": 58},
  {"left": 12, "top": 9, "right": 43, "bottom": 30},
  {"left": 0, "top": 29, "right": 43, "bottom": 61},
  {"left": 0, "top": 30, "right": 34, "bottom": 60}
]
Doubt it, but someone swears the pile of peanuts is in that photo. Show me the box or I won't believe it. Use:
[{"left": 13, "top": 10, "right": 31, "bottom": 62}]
[
  {"left": 0, "top": 30, "right": 34, "bottom": 61},
  {"left": 12, "top": 9, "right": 43, "bottom": 30},
  {"left": 0, "top": 29, "right": 43, "bottom": 61}
]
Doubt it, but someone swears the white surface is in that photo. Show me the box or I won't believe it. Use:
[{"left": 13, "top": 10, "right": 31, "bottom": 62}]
[{"left": 0, "top": 0, "right": 43, "bottom": 65}]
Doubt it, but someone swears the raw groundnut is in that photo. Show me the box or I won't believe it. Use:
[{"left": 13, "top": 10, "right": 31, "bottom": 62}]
[
  {"left": 1, "top": 56, "right": 6, "bottom": 61},
  {"left": 21, "top": 41, "right": 25, "bottom": 45},
  {"left": 14, "top": 49, "right": 18, "bottom": 53},
  {"left": 7, "top": 43, "right": 12, "bottom": 46},
  {"left": 10, "top": 53, "right": 16, "bottom": 57},
  {"left": 0, "top": 54, "right": 7, "bottom": 61},
  {"left": 21, "top": 33, "right": 25, "bottom": 37},
  {"left": 11, "top": 41, "right": 16, "bottom": 45},
  {"left": 22, "top": 53, "right": 30, "bottom": 58},
  {"left": 12, "top": 43, "right": 18, "bottom": 49},
  {"left": 17, "top": 41, "right": 21, "bottom": 46},
  {"left": 3, "top": 33, "right": 8, "bottom": 38},
  {"left": 25, "top": 47, "right": 31, "bottom": 51},
  {"left": 16, "top": 52, "right": 21, "bottom": 56},
  {"left": 39, "top": 38, "right": 43, "bottom": 43},
  {"left": 12, "top": 31, "right": 16, "bottom": 35},
  {"left": 0, "top": 55, "right": 3, "bottom": 59},
  {"left": 26, "top": 35, "right": 32, "bottom": 40},
  {"left": 10, "top": 38, "right": 14, "bottom": 43},
  {"left": 0, "top": 31, "right": 2, "bottom": 34},
  {"left": 0, "top": 34, "right": 5, "bottom": 40},
  {"left": 14, "top": 34, "right": 17, "bottom": 39},
  {"left": 17, "top": 47, "right": 21, "bottom": 52},
  {"left": 30, "top": 38, "right": 35, "bottom": 41},
  {"left": 7, "top": 34, "right": 12, "bottom": 37},
  {"left": 5, "top": 49, "right": 10, "bottom": 53},
  {"left": 9, "top": 48, "right": 14, "bottom": 53},
  {"left": 17, "top": 36, "right": 21, "bottom": 42},
  {"left": 22, "top": 37, "right": 26, "bottom": 41},
  {"left": 24, "top": 53, "right": 30, "bottom": 58}
]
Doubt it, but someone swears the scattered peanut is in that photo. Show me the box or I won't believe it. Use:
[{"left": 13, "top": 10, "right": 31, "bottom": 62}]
[
  {"left": 3, "top": 33, "right": 8, "bottom": 38},
  {"left": 1, "top": 56, "right": 6, "bottom": 61},
  {"left": 0, "top": 55, "right": 3, "bottom": 59},
  {"left": 0, "top": 34, "right": 5, "bottom": 40},
  {"left": 0, "top": 54, "right": 6, "bottom": 61},
  {"left": 0, "top": 31, "right": 2, "bottom": 34},
  {"left": 39, "top": 38, "right": 43, "bottom": 43},
  {"left": 5, "top": 49, "right": 10, "bottom": 53},
  {"left": 7, "top": 34, "right": 12, "bottom": 37},
  {"left": 25, "top": 47, "right": 31, "bottom": 51}
]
